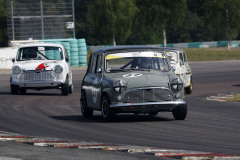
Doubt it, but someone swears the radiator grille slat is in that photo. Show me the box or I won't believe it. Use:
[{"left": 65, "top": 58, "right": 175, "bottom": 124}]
[
  {"left": 123, "top": 88, "right": 173, "bottom": 103},
  {"left": 20, "top": 71, "right": 55, "bottom": 82}
]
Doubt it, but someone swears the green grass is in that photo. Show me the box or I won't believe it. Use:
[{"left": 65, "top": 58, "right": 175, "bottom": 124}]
[
  {"left": 228, "top": 94, "right": 240, "bottom": 103},
  {"left": 184, "top": 47, "right": 240, "bottom": 62}
]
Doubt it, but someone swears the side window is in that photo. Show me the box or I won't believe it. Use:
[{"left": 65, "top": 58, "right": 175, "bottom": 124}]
[
  {"left": 179, "top": 53, "right": 184, "bottom": 63},
  {"left": 95, "top": 55, "right": 102, "bottom": 73},
  {"left": 90, "top": 54, "right": 97, "bottom": 74},
  {"left": 87, "top": 55, "right": 92, "bottom": 73}
]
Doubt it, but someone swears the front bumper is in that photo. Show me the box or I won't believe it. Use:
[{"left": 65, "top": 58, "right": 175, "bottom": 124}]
[
  {"left": 110, "top": 100, "right": 186, "bottom": 112},
  {"left": 11, "top": 81, "right": 64, "bottom": 89}
]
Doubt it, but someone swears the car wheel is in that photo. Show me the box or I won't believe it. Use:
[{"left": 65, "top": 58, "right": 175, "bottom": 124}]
[
  {"left": 185, "top": 78, "right": 193, "bottom": 94},
  {"left": 10, "top": 84, "right": 18, "bottom": 95},
  {"left": 69, "top": 84, "right": 73, "bottom": 94},
  {"left": 81, "top": 91, "right": 93, "bottom": 118},
  {"left": 149, "top": 111, "right": 158, "bottom": 116},
  {"left": 19, "top": 88, "right": 26, "bottom": 95},
  {"left": 101, "top": 95, "right": 116, "bottom": 121},
  {"left": 172, "top": 104, "right": 187, "bottom": 120},
  {"left": 61, "top": 76, "right": 69, "bottom": 96}
]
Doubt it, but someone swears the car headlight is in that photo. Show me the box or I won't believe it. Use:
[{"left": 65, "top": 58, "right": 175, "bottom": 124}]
[
  {"left": 171, "top": 78, "right": 183, "bottom": 91},
  {"left": 113, "top": 80, "right": 127, "bottom": 92},
  {"left": 12, "top": 66, "right": 21, "bottom": 74},
  {"left": 54, "top": 65, "right": 63, "bottom": 74}
]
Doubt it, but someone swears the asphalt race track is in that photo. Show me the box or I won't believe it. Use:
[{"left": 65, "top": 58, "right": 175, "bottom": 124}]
[{"left": 0, "top": 61, "right": 240, "bottom": 159}]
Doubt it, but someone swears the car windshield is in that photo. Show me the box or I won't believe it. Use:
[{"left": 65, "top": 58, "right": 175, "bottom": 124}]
[
  {"left": 105, "top": 51, "right": 170, "bottom": 72},
  {"left": 167, "top": 51, "right": 178, "bottom": 64},
  {"left": 16, "top": 46, "right": 63, "bottom": 61}
]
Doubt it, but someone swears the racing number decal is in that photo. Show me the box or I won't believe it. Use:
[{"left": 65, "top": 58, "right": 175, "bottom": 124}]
[
  {"left": 92, "top": 78, "right": 98, "bottom": 103},
  {"left": 123, "top": 73, "right": 142, "bottom": 78}
]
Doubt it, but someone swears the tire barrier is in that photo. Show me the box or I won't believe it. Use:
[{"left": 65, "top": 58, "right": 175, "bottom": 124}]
[
  {"left": 79, "top": 55, "right": 87, "bottom": 66},
  {"left": 231, "top": 43, "right": 239, "bottom": 48},
  {"left": 69, "top": 40, "right": 79, "bottom": 67},
  {"left": 188, "top": 42, "right": 202, "bottom": 48},
  {"left": 40, "top": 39, "right": 88, "bottom": 67},
  {"left": 78, "top": 39, "right": 87, "bottom": 66},
  {"left": 217, "top": 41, "right": 228, "bottom": 47}
]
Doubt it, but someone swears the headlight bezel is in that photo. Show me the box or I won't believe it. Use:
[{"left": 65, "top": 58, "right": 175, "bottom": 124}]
[
  {"left": 171, "top": 78, "right": 183, "bottom": 92},
  {"left": 113, "top": 80, "right": 127, "bottom": 92},
  {"left": 12, "top": 65, "right": 22, "bottom": 74},
  {"left": 54, "top": 65, "right": 63, "bottom": 74}
]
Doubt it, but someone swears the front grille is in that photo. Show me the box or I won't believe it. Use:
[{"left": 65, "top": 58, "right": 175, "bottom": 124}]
[
  {"left": 123, "top": 87, "right": 173, "bottom": 103},
  {"left": 20, "top": 71, "right": 55, "bottom": 82}
]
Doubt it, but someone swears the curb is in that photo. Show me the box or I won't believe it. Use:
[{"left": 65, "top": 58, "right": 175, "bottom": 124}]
[
  {"left": 0, "top": 131, "right": 239, "bottom": 160},
  {"left": 204, "top": 93, "right": 239, "bottom": 102}
]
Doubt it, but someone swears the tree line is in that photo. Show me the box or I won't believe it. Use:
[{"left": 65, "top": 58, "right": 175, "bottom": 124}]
[
  {"left": 75, "top": 0, "right": 240, "bottom": 46},
  {"left": 1, "top": 0, "right": 240, "bottom": 46}
]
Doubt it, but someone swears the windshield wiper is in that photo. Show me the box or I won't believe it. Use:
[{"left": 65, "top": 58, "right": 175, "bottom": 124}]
[
  {"left": 129, "top": 68, "right": 151, "bottom": 71},
  {"left": 109, "top": 69, "right": 123, "bottom": 72}
]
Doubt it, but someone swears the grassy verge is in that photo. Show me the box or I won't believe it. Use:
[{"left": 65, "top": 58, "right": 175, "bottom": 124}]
[
  {"left": 88, "top": 47, "right": 240, "bottom": 62},
  {"left": 184, "top": 47, "right": 240, "bottom": 62},
  {"left": 227, "top": 94, "right": 240, "bottom": 103}
]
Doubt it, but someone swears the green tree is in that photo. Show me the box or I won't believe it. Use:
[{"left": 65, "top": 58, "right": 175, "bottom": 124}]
[
  {"left": 88, "top": 0, "right": 138, "bottom": 45},
  {"left": 133, "top": 0, "right": 187, "bottom": 46},
  {"left": 75, "top": 0, "right": 96, "bottom": 44},
  {"left": 0, "top": 0, "right": 7, "bottom": 46},
  {"left": 203, "top": 0, "right": 240, "bottom": 47}
]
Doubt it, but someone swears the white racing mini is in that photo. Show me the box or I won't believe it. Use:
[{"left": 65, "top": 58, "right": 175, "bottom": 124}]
[
  {"left": 165, "top": 48, "right": 193, "bottom": 94},
  {"left": 10, "top": 43, "right": 73, "bottom": 96}
]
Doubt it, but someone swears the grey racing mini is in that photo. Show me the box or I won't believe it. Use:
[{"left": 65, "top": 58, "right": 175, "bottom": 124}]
[{"left": 80, "top": 46, "right": 187, "bottom": 120}]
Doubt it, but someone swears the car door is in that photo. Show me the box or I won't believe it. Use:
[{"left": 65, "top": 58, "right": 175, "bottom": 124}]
[
  {"left": 183, "top": 52, "right": 192, "bottom": 87},
  {"left": 179, "top": 52, "right": 186, "bottom": 84},
  {"left": 87, "top": 54, "right": 102, "bottom": 109},
  {"left": 83, "top": 54, "right": 96, "bottom": 108}
]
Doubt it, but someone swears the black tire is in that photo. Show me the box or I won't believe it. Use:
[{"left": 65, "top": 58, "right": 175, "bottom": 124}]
[
  {"left": 81, "top": 91, "right": 93, "bottom": 118},
  {"left": 19, "top": 88, "right": 26, "bottom": 95},
  {"left": 61, "top": 76, "right": 69, "bottom": 96},
  {"left": 101, "top": 95, "right": 116, "bottom": 121},
  {"left": 185, "top": 78, "right": 193, "bottom": 94},
  {"left": 10, "top": 84, "right": 18, "bottom": 95},
  {"left": 69, "top": 84, "right": 73, "bottom": 94},
  {"left": 172, "top": 104, "right": 187, "bottom": 120},
  {"left": 149, "top": 111, "right": 158, "bottom": 116}
]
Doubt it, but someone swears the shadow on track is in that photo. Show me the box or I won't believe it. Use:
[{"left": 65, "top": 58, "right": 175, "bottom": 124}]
[
  {"left": 233, "top": 84, "right": 240, "bottom": 87},
  {"left": 49, "top": 114, "right": 173, "bottom": 123},
  {"left": 0, "top": 92, "right": 11, "bottom": 95}
]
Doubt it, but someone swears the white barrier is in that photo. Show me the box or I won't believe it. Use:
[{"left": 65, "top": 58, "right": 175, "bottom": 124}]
[{"left": 0, "top": 48, "right": 18, "bottom": 69}]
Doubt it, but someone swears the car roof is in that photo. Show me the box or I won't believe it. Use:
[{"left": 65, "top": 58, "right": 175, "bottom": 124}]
[
  {"left": 93, "top": 46, "right": 166, "bottom": 54},
  {"left": 18, "top": 43, "right": 64, "bottom": 49}
]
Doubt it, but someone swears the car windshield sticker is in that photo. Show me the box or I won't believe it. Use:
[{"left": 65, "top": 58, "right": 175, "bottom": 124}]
[
  {"left": 106, "top": 52, "right": 166, "bottom": 60},
  {"left": 36, "top": 63, "right": 50, "bottom": 70},
  {"left": 123, "top": 73, "right": 142, "bottom": 78},
  {"left": 38, "top": 47, "right": 45, "bottom": 51}
]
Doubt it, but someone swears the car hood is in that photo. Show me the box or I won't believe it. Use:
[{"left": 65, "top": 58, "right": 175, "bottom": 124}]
[
  {"left": 108, "top": 71, "right": 170, "bottom": 89},
  {"left": 15, "top": 60, "right": 60, "bottom": 71}
]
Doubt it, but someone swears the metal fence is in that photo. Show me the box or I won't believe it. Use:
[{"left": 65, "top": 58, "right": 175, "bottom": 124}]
[{"left": 6, "top": 0, "right": 75, "bottom": 41}]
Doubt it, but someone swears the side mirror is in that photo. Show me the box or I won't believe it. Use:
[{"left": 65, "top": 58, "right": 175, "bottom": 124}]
[
  {"left": 65, "top": 56, "right": 69, "bottom": 62},
  {"left": 96, "top": 68, "right": 102, "bottom": 73},
  {"left": 12, "top": 58, "right": 15, "bottom": 63}
]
